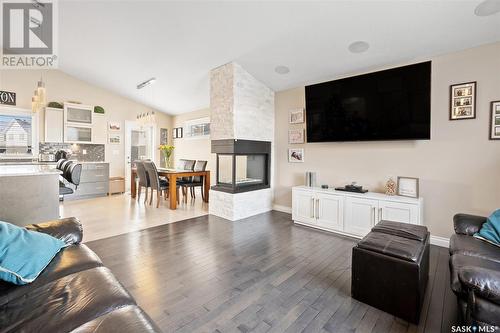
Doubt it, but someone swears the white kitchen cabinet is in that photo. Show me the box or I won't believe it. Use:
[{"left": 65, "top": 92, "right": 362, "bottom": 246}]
[
  {"left": 344, "top": 197, "right": 379, "bottom": 237},
  {"left": 92, "top": 114, "right": 107, "bottom": 144},
  {"left": 44, "top": 107, "right": 63, "bottom": 143},
  {"left": 65, "top": 125, "right": 92, "bottom": 143},
  {"left": 292, "top": 186, "right": 423, "bottom": 239},
  {"left": 64, "top": 103, "right": 93, "bottom": 125}
]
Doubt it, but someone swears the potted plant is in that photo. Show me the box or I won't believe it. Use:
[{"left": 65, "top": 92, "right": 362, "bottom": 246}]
[{"left": 159, "top": 144, "right": 175, "bottom": 168}]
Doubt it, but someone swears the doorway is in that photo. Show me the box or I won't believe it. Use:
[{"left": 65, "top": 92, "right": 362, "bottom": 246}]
[{"left": 124, "top": 121, "right": 154, "bottom": 192}]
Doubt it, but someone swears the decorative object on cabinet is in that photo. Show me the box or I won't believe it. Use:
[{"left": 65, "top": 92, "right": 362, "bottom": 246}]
[
  {"left": 450, "top": 81, "right": 476, "bottom": 120},
  {"left": 489, "top": 100, "right": 500, "bottom": 140},
  {"left": 289, "top": 129, "right": 305, "bottom": 144},
  {"left": 108, "top": 133, "right": 121, "bottom": 144},
  {"left": 173, "top": 127, "right": 183, "bottom": 139},
  {"left": 397, "top": 176, "right": 419, "bottom": 198},
  {"left": 335, "top": 182, "right": 368, "bottom": 193},
  {"left": 305, "top": 171, "right": 317, "bottom": 187},
  {"left": 288, "top": 148, "right": 304, "bottom": 163},
  {"left": 289, "top": 108, "right": 304, "bottom": 124},
  {"left": 94, "top": 106, "right": 105, "bottom": 114},
  {"left": 47, "top": 102, "right": 63, "bottom": 109},
  {"left": 108, "top": 121, "right": 121, "bottom": 131},
  {"left": 385, "top": 177, "right": 397, "bottom": 195}
]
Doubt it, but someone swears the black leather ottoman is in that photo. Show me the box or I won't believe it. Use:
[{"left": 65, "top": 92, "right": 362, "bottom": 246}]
[{"left": 351, "top": 221, "right": 430, "bottom": 324}]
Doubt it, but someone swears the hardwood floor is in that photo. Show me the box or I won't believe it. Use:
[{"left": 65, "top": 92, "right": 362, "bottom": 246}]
[{"left": 86, "top": 211, "right": 458, "bottom": 333}]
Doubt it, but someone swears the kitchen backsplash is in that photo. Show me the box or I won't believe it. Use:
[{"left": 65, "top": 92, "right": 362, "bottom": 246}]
[{"left": 39, "top": 143, "right": 105, "bottom": 162}]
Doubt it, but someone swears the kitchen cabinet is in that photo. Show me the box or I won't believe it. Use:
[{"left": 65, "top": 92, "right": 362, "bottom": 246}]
[
  {"left": 64, "top": 103, "right": 93, "bottom": 125},
  {"left": 65, "top": 125, "right": 92, "bottom": 143},
  {"left": 65, "top": 163, "right": 109, "bottom": 200},
  {"left": 292, "top": 186, "right": 423, "bottom": 238},
  {"left": 92, "top": 114, "right": 107, "bottom": 144},
  {"left": 44, "top": 107, "right": 63, "bottom": 143}
]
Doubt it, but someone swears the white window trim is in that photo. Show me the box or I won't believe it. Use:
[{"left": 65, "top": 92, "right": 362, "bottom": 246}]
[
  {"left": 0, "top": 106, "right": 39, "bottom": 160},
  {"left": 182, "top": 117, "right": 210, "bottom": 140}
]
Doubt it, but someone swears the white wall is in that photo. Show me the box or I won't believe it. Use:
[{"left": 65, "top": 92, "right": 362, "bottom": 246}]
[
  {"left": 274, "top": 41, "right": 500, "bottom": 238},
  {"left": 0, "top": 69, "right": 172, "bottom": 177}
]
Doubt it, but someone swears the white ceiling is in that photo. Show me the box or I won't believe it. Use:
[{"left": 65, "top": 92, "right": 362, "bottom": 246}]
[{"left": 58, "top": 1, "right": 500, "bottom": 115}]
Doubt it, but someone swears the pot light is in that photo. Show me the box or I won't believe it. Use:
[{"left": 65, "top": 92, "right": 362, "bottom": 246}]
[
  {"left": 137, "top": 77, "right": 156, "bottom": 89},
  {"left": 474, "top": 0, "right": 500, "bottom": 16},
  {"left": 348, "top": 41, "right": 370, "bottom": 53},
  {"left": 275, "top": 65, "right": 290, "bottom": 74}
]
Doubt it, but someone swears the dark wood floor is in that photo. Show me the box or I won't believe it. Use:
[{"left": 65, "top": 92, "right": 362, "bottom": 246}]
[{"left": 86, "top": 211, "right": 458, "bottom": 333}]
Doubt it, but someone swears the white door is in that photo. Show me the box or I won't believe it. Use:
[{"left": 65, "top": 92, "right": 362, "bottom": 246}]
[
  {"left": 344, "top": 197, "right": 379, "bottom": 237},
  {"left": 292, "top": 190, "right": 316, "bottom": 225},
  {"left": 124, "top": 121, "right": 154, "bottom": 192},
  {"left": 378, "top": 201, "right": 419, "bottom": 225},
  {"left": 316, "top": 193, "right": 344, "bottom": 231}
]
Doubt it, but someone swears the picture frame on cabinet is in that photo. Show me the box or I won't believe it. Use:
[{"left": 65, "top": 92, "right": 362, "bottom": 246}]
[
  {"left": 450, "top": 81, "right": 476, "bottom": 120},
  {"left": 489, "top": 100, "right": 500, "bottom": 140},
  {"left": 289, "top": 108, "right": 305, "bottom": 124},
  {"left": 397, "top": 176, "right": 419, "bottom": 198},
  {"left": 288, "top": 148, "right": 304, "bottom": 163},
  {"left": 289, "top": 129, "right": 305, "bottom": 144}
]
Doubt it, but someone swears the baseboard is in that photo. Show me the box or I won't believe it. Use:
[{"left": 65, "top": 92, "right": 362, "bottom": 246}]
[
  {"left": 272, "top": 204, "right": 292, "bottom": 214},
  {"left": 430, "top": 235, "right": 450, "bottom": 248}
]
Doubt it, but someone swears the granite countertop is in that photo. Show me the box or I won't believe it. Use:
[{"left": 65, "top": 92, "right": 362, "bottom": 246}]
[{"left": 0, "top": 165, "right": 62, "bottom": 177}]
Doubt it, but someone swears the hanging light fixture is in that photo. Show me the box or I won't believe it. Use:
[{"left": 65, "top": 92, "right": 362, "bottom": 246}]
[
  {"left": 31, "top": 76, "right": 46, "bottom": 113},
  {"left": 136, "top": 77, "right": 157, "bottom": 127}
]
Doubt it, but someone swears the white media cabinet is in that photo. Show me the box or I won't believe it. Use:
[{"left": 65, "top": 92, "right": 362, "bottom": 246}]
[{"left": 292, "top": 186, "right": 423, "bottom": 239}]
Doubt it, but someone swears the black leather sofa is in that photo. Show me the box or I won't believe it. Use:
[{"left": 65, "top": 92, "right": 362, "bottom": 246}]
[
  {"left": 0, "top": 217, "right": 162, "bottom": 333},
  {"left": 449, "top": 213, "right": 500, "bottom": 327}
]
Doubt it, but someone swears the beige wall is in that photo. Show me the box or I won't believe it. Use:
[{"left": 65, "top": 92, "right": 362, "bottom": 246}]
[
  {"left": 0, "top": 69, "right": 172, "bottom": 177},
  {"left": 172, "top": 108, "right": 215, "bottom": 185},
  {"left": 275, "top": 42, "right": 500, "bottom": 238}
]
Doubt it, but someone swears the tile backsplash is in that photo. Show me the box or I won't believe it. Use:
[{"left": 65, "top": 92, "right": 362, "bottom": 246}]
[{"left": 39, "top": 143, "right": 105, "bottom": 162}]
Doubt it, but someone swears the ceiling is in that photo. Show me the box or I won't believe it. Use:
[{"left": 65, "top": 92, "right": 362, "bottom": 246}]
[{"left": 57, "top": 1, "right": 500, "bottom": 115}]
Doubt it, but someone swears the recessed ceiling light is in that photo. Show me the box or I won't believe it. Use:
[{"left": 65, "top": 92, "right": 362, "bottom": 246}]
[
  {"left": 348, "top": 41, "right": 370, "bottom": 54},
  {"left": 474, "top": 0, "right": 500, "bottom": 16},
  {"left": 275, "top": 65, "right": 290, "bottom": 74}
]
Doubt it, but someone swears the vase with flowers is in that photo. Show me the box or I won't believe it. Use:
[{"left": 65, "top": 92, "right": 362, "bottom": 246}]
[{"left": 159, "top": 144, "right": 175, "bottom": 169}]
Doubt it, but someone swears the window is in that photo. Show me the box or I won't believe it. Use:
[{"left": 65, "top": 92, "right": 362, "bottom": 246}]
[
  {"left": 0, "top": 108, "right": 37, "bottom": 159},
  {"left": 184, "top": 117, "right": 210, "bottom": 138}
]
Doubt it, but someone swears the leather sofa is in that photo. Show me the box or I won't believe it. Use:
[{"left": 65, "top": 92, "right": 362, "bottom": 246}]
[
  {"left": 0, "top": 217, "right": 162, "bottom": 333},
  {"left": 449, "top": 213, "right": 500, "bottom": 327}
]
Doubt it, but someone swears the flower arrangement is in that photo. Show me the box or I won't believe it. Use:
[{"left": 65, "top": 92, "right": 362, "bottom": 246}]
[{"left": 159, "top": 144, "right": 175, "bottom": 168}]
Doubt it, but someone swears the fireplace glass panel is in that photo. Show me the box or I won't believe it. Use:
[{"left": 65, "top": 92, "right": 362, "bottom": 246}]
[
  {"left": 235, "top": 155, "right": 265, "bottom": 186},
  {"left": 218, "top": 154, "right": 233, "bottom": 185}
]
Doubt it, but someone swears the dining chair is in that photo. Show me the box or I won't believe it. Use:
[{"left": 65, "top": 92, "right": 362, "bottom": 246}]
[
  {"left": 177, "top": 159, "right": 196, "bottom": 202},
  {"left": 135, "top": 160, "right": 150, "bottom": 203},
  {"left": 143, "top": 161, "right": 180, "bottom": 207},
  {"left": 181, "top": 160, "right": 207, "bottom": 201}
]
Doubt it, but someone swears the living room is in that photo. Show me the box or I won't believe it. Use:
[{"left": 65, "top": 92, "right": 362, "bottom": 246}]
[{"left": 0, "top": 1, "right": 500, "bottom": 333}]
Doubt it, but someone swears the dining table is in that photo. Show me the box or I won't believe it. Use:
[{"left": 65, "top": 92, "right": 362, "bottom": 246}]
[{"left": 131, "top": 167, "right": 210, "bottom": 210}]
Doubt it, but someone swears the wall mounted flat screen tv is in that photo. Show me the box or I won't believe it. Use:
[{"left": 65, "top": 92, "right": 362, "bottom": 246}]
[{"left": 305, "top": 61, "right": 431, "bottom": 142}]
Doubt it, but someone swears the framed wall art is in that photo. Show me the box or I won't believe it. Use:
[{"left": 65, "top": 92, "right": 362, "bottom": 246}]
[
  {"left": 108, "top": 133, "right": 121, "bottom": 145},
  {"left": 288, "top": 148, "right": 304, "bottom": 163},
  {"left": 289, "top": 129, "right": 305, "bottom": 144},
  {"left": 397, "top": 176, "right": 419, "bottom": 198},
  {"left": 108, "top": 121, "right": 121, "bottom": 131},
  {"left": 489, "top": 100, "right": 500, "bottom": 140},
  {"left": 289, "top": 108, "right": 304, "bottom": 124},
  {"left": 450, "top": 81, "right": 476, "bottom": 120}
]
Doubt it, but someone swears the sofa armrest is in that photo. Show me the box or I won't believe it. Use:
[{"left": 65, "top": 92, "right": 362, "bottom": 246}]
[
  {"left": 453, "top": 214, "right": 487, "bottom": 236},
  {"left": 25, "top": 217, "right": 83, "bottom": 245},
  {"left": 459, "top": 267, "right": 500, "bottom": 306}
]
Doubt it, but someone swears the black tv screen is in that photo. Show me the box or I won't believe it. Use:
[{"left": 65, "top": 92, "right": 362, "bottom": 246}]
[{"left": 305, "top": 61, "right": 431, "bottom": 142}]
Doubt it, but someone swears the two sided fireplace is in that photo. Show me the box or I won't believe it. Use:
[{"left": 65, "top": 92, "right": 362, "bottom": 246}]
[{"left": 211, "top": 139, "right": 271, "bottom": 194}]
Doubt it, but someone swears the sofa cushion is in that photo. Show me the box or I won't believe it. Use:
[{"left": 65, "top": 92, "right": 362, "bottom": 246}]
[
  {"left": 26, "top": 217, "right": 83, "bottom": 246},
  {"left": 449, "top": 254, "right": 500, "bottom": 296},
  {"left": 0, "top": 267, "right": 136, "bottom": 333},
  {"left": 357, "top": 232, "right": 424, "bottom": 262},
  {"left": 450, "top": 234, "right": 500, "bottom": 263},
  {"left": 0, "top": 244, "right": 103, "bottom": 307},
  {"left": 0, "top": 221, "right": 66, "bottom": 285},
  {"left": 69, "top": 306, "right": 162, "bottom": 333}
]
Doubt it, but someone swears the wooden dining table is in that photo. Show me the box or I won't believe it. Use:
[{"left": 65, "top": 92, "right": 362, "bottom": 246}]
[{"left": 131, "top": 167, "right": 210, "bottom": 210}]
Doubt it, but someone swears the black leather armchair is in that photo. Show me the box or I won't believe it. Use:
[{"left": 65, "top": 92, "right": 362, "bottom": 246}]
[
  {"left": 449, "top": 213, "right": 500, "bottom": 327},
  {"left": 0, "top": 218, "right": 162, "bottom": 332}
]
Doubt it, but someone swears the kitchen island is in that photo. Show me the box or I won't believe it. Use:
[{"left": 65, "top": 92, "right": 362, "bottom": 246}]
[{"left": 0, "top": 165, "right": 61, "bottom": 226}]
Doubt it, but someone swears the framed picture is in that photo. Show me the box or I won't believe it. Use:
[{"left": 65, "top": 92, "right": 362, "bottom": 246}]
[
  {"left": 108, "top": 121, "right": 121, "bottom": 131},
  {"left": 397, "top": 176, "right": 419, "bottom": 198},
  {"left": 489, "top": 100, "right": 500, "bottom": 140},
  {"left": 108, "top": 133, "right": 121, "bottom": 144},
  {"left": 288, "top": 148, "right": 304, "bottom": 163},
  {"left": 450, "top": 81, "right": 476, "bottom": 120},
  {"left": 289, "top": 129, "right": 305, "bottom": 144},
  {"left": 160, "top": 128, "right": 168, "bottom": 145},
  {"left": 289, "top": 108, "right": 304, "bottom": 124},
  {"left": 173, "top": 127, "right": 183, "bottom": 139}
]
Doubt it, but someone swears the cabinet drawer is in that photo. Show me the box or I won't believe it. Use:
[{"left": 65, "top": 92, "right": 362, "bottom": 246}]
[
  {"left": 81, "top": 169, "right": 109, "bottom": 183},
  {"left": 74, "top": 181, "right": 108, "bottom": 196}
]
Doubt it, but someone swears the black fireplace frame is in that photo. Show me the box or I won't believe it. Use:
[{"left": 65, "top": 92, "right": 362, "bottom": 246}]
[{"left": 211, "top": 139, "right": 271, "bottom": 194}]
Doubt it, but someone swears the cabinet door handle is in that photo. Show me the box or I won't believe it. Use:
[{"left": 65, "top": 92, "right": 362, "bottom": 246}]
[
  {"left": 311, "top": 198, "right": 315, "bottom": 218},
  {"left": 316, "top": 199, "right": 320, "bottom": 219},
  {"left": 379, "top": 208, "right": 382, "bottom": 222}
]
